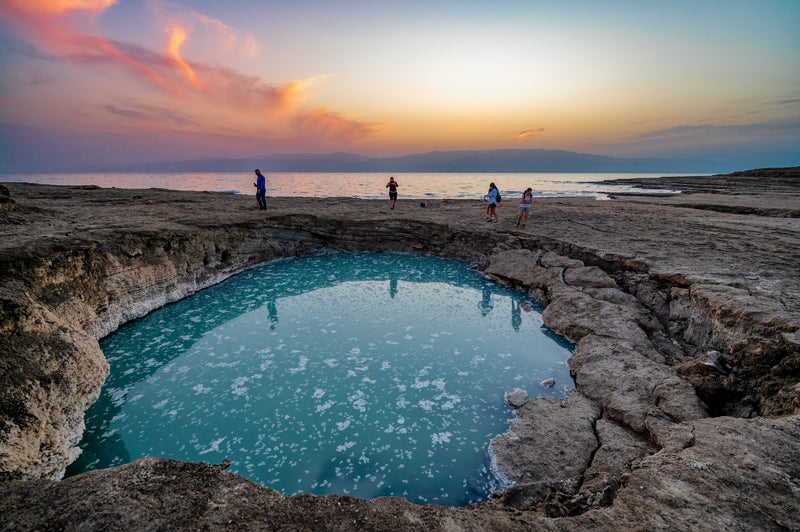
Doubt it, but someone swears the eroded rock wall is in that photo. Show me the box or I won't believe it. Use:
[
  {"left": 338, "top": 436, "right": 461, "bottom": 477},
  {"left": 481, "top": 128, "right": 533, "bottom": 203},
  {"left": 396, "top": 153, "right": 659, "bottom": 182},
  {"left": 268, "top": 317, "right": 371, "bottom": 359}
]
[
  {"left": 1, "top": 217, "right": 506, "bottom": 480},
  {"left": 1, "top": 185, "right": 798, "bottom": 530}
]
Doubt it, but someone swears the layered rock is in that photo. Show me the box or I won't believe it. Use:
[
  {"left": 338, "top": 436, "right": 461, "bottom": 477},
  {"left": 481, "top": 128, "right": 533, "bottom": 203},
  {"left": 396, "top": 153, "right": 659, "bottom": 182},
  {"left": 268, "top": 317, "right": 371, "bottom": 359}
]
[{"left": 1, "top": 181, "right": 798, "bottom": 530}]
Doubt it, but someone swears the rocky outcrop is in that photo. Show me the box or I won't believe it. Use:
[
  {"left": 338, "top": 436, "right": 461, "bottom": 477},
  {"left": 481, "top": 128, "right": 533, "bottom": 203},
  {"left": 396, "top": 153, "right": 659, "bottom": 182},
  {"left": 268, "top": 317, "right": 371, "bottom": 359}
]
[
  {"left": 1, "top": 182, "right": 799, "bottom": 530},
  {"left": 2, "top": 415, "right": 797, "bottom": 531},
  {"left": 0, "top": 184, "right": 13, "bottom": 211}
]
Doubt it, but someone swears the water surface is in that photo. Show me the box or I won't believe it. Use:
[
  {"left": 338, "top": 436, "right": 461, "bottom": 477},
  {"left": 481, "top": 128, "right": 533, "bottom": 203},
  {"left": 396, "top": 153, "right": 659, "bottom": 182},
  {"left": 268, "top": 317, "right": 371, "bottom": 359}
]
[
  {"left": 68, "top": 253, "right": 574, "bottom": 506},
  {"left": 2, "top": 171, "right": 683, "bottom": 199}
]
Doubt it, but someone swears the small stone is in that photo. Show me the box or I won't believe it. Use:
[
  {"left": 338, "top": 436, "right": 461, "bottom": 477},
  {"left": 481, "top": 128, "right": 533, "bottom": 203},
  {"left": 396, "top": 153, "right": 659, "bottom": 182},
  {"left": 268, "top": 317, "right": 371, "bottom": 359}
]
[
  {"left": 506, "top": 389, "right": 530, "bottom": 408},
  {"left": 541, "top": 378, "right": 555, "bottom": 388}
]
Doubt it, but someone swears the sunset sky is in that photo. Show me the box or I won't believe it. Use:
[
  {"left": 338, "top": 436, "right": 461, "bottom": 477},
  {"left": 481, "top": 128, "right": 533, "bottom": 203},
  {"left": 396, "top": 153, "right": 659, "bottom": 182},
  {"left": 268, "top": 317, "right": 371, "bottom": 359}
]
[{"left": 1, "top": 0, "right": 799, "bottom": 171}]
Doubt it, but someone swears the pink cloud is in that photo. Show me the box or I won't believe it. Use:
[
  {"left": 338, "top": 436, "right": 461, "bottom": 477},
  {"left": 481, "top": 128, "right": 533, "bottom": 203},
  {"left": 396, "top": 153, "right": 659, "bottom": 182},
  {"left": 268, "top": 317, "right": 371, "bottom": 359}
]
[
  {"left": 296, "top": 109, "right": 393, "bottom": 143},
  {"left": 511, "top": 128, "right": 546, "bottom": 139},
  {"left": 0, "top": 0, "right": 384, "bottom": 142}
]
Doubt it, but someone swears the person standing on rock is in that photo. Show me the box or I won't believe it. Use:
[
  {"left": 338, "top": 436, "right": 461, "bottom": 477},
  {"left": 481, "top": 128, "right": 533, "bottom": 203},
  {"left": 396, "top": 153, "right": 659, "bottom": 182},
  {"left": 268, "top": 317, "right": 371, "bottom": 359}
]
[
  {"left": 516, "top": 188, "right": 533, "bottom": 228},
  {"left": 386, "top": 177, "right": 399, "bottom": 209},
  {"left": 254, "top": 169, "right": 266, "bottom": 210},
  {"left": 484, "top": 182, "right": 499, "bottom": 223}
]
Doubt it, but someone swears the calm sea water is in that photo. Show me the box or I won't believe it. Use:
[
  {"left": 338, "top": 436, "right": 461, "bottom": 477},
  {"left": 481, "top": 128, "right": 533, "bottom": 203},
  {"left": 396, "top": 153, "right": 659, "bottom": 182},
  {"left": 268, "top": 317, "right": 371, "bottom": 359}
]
[
  {"left": 0, "top": 171, "right": 681, "bottom": 199},
  {"left": 66, "top": 253, "right": 574, "bottom": 507}
]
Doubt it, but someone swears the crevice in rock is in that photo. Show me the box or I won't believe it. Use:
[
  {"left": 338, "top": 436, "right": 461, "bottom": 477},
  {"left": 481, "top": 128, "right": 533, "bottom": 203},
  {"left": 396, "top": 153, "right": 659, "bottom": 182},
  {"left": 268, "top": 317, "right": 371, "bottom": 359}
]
[{"left": 548, "top": 245, "right": 796, "bottom": 420}]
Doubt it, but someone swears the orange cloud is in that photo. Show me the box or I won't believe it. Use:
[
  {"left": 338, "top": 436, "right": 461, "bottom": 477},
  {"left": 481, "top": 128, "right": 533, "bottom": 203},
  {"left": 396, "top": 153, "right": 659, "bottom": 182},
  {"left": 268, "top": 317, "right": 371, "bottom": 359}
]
[
  {"left": 0, "top": 0, "right": 388, "bottom": 148},
  {"left": 165, "top": 24, "right": 203, "bottom": 89},
  {"left": 146, "top": 0, "right": 258, "bottom": 58},
  {"left": 2, "top": 0, "right": 116, "bottom": 16},
  {"left": 0, "top": 0, "right": 186, "bottom": 95},
  {"left": 511, "top": 128, "right": 546, "bottom": 139},
  {"left": 0, "top": 0, "right": 305, "bottom": 111}
]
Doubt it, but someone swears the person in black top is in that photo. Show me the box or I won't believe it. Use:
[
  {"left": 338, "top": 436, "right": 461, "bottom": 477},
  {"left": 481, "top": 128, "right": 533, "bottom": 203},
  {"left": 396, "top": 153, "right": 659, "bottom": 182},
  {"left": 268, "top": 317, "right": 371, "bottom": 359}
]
[{"left": 386, "top": 177, "right": 399, "bottom": 209}]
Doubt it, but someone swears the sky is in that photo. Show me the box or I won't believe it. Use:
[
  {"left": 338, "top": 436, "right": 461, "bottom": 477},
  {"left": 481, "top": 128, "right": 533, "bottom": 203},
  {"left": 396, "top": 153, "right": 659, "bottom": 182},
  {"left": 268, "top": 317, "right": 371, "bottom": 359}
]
[{"left": 0, "top": 0, "right": 799, "bottom": 172}]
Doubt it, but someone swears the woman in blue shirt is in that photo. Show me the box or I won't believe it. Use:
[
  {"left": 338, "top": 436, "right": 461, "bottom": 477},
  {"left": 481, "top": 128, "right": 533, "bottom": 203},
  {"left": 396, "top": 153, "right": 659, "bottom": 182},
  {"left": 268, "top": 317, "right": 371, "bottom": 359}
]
[{"left": 484, "top": 182, "right": 499, "bottom": 223}]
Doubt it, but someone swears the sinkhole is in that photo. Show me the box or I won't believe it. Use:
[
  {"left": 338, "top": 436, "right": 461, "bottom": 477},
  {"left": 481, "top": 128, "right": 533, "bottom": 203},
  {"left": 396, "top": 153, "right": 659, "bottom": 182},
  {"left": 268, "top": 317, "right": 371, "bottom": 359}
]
[{"left": 67, "top": 252, "right": 575, "bottom": 506}]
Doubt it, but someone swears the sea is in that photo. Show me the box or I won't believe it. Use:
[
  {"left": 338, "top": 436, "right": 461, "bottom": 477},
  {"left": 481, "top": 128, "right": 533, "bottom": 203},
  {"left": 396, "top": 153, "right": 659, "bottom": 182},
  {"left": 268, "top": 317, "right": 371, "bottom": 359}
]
[{"left": 0, "top": 172, "right": 687, "bottom": 200}]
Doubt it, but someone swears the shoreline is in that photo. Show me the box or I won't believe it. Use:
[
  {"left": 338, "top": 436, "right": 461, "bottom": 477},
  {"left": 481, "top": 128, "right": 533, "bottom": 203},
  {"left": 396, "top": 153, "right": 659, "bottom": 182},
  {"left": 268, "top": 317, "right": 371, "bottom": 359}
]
[{"left": 1, "top": 173, "right": 799, "bottom": 529}]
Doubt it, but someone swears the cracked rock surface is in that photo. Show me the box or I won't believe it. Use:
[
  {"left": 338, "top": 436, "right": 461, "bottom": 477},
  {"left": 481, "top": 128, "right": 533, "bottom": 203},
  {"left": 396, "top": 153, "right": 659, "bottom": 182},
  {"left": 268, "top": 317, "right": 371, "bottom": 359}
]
[{"left": 1, "top": 170, "right": 799, "bottom": 530}]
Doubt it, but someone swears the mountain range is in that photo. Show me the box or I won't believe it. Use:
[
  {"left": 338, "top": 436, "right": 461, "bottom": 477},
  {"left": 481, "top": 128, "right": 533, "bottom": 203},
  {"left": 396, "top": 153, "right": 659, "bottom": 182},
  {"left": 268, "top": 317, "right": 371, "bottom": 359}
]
[{"left": 113, "top": 149, "right": 733, "bottom": 174}]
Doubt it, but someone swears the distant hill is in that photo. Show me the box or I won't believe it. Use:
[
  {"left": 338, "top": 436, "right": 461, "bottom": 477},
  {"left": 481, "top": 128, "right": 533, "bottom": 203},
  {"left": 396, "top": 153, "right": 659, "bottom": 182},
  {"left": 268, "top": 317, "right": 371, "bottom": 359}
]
[{"left": 115, "top": 148, "right": 730, "bottom": 174}]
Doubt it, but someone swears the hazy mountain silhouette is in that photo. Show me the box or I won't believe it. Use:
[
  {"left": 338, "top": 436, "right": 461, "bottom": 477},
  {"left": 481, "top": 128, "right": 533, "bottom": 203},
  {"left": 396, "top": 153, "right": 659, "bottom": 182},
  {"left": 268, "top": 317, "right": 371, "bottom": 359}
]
[{"left": 111, "top": 148, "right": 730, "bottom": 173}]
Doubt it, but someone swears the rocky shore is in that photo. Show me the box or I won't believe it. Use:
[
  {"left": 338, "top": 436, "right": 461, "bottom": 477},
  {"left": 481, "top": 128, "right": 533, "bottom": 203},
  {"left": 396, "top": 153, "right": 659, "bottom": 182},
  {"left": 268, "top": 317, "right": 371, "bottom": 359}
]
[{"left": 1, "top": 169, "right": 799, "bottom": 530}]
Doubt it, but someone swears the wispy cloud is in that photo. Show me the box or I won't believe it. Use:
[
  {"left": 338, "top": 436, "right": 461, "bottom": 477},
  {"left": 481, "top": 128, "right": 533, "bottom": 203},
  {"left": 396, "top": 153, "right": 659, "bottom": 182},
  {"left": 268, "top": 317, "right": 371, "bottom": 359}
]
[
  {"left": 631, "top": 120, "right": 800, "bottom": 142},
  {"left": 600, "top": 119, "right": 800, "bottom": 162},
  {"left": 296, "top": 109, "right": 393, "bottom": 143},
  {"left": 144, "top": 0, "right": 258, "bottom": 58},
  {"left": 511, "top": 128, "right": 545, "bottom": 139},
  {"left": 104, "top": 99, "right": 197, "bottom": 126},
  {"left": 165, "top": 24, "right": 203, "bottom": 89},
  {"left": 0, "top": 0, "right": 384, "bottom": 143}
]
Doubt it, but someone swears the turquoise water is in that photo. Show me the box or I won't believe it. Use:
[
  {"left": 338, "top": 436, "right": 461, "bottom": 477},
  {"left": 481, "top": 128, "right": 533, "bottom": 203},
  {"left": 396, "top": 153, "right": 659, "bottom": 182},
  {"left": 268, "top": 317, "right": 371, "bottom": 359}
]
[{"left": 67, "top": 253, "right": 574, "bottom": 506}]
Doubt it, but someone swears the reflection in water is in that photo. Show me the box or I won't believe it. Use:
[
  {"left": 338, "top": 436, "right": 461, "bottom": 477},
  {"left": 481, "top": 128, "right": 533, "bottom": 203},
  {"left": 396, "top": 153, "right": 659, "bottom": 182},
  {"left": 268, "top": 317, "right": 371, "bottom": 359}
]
[
  {"left": 479, "top": 285, "right": 494, "bottom": 316},
  {"left": 67, "top": 253, "right": 574, "bottom": 507},
  {"left": 267, "top": 299, "right": 278, "bottom": 329},
  {"left": 511, "top": 300, "right": 522, "bottom": 332}
]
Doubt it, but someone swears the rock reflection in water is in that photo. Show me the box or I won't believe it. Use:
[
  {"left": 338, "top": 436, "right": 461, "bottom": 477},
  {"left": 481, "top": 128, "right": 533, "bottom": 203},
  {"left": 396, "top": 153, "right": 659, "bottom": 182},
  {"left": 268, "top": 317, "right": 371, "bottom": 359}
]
[{"left": 68, "top": 253, "right": 574, "bottom": 507}]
